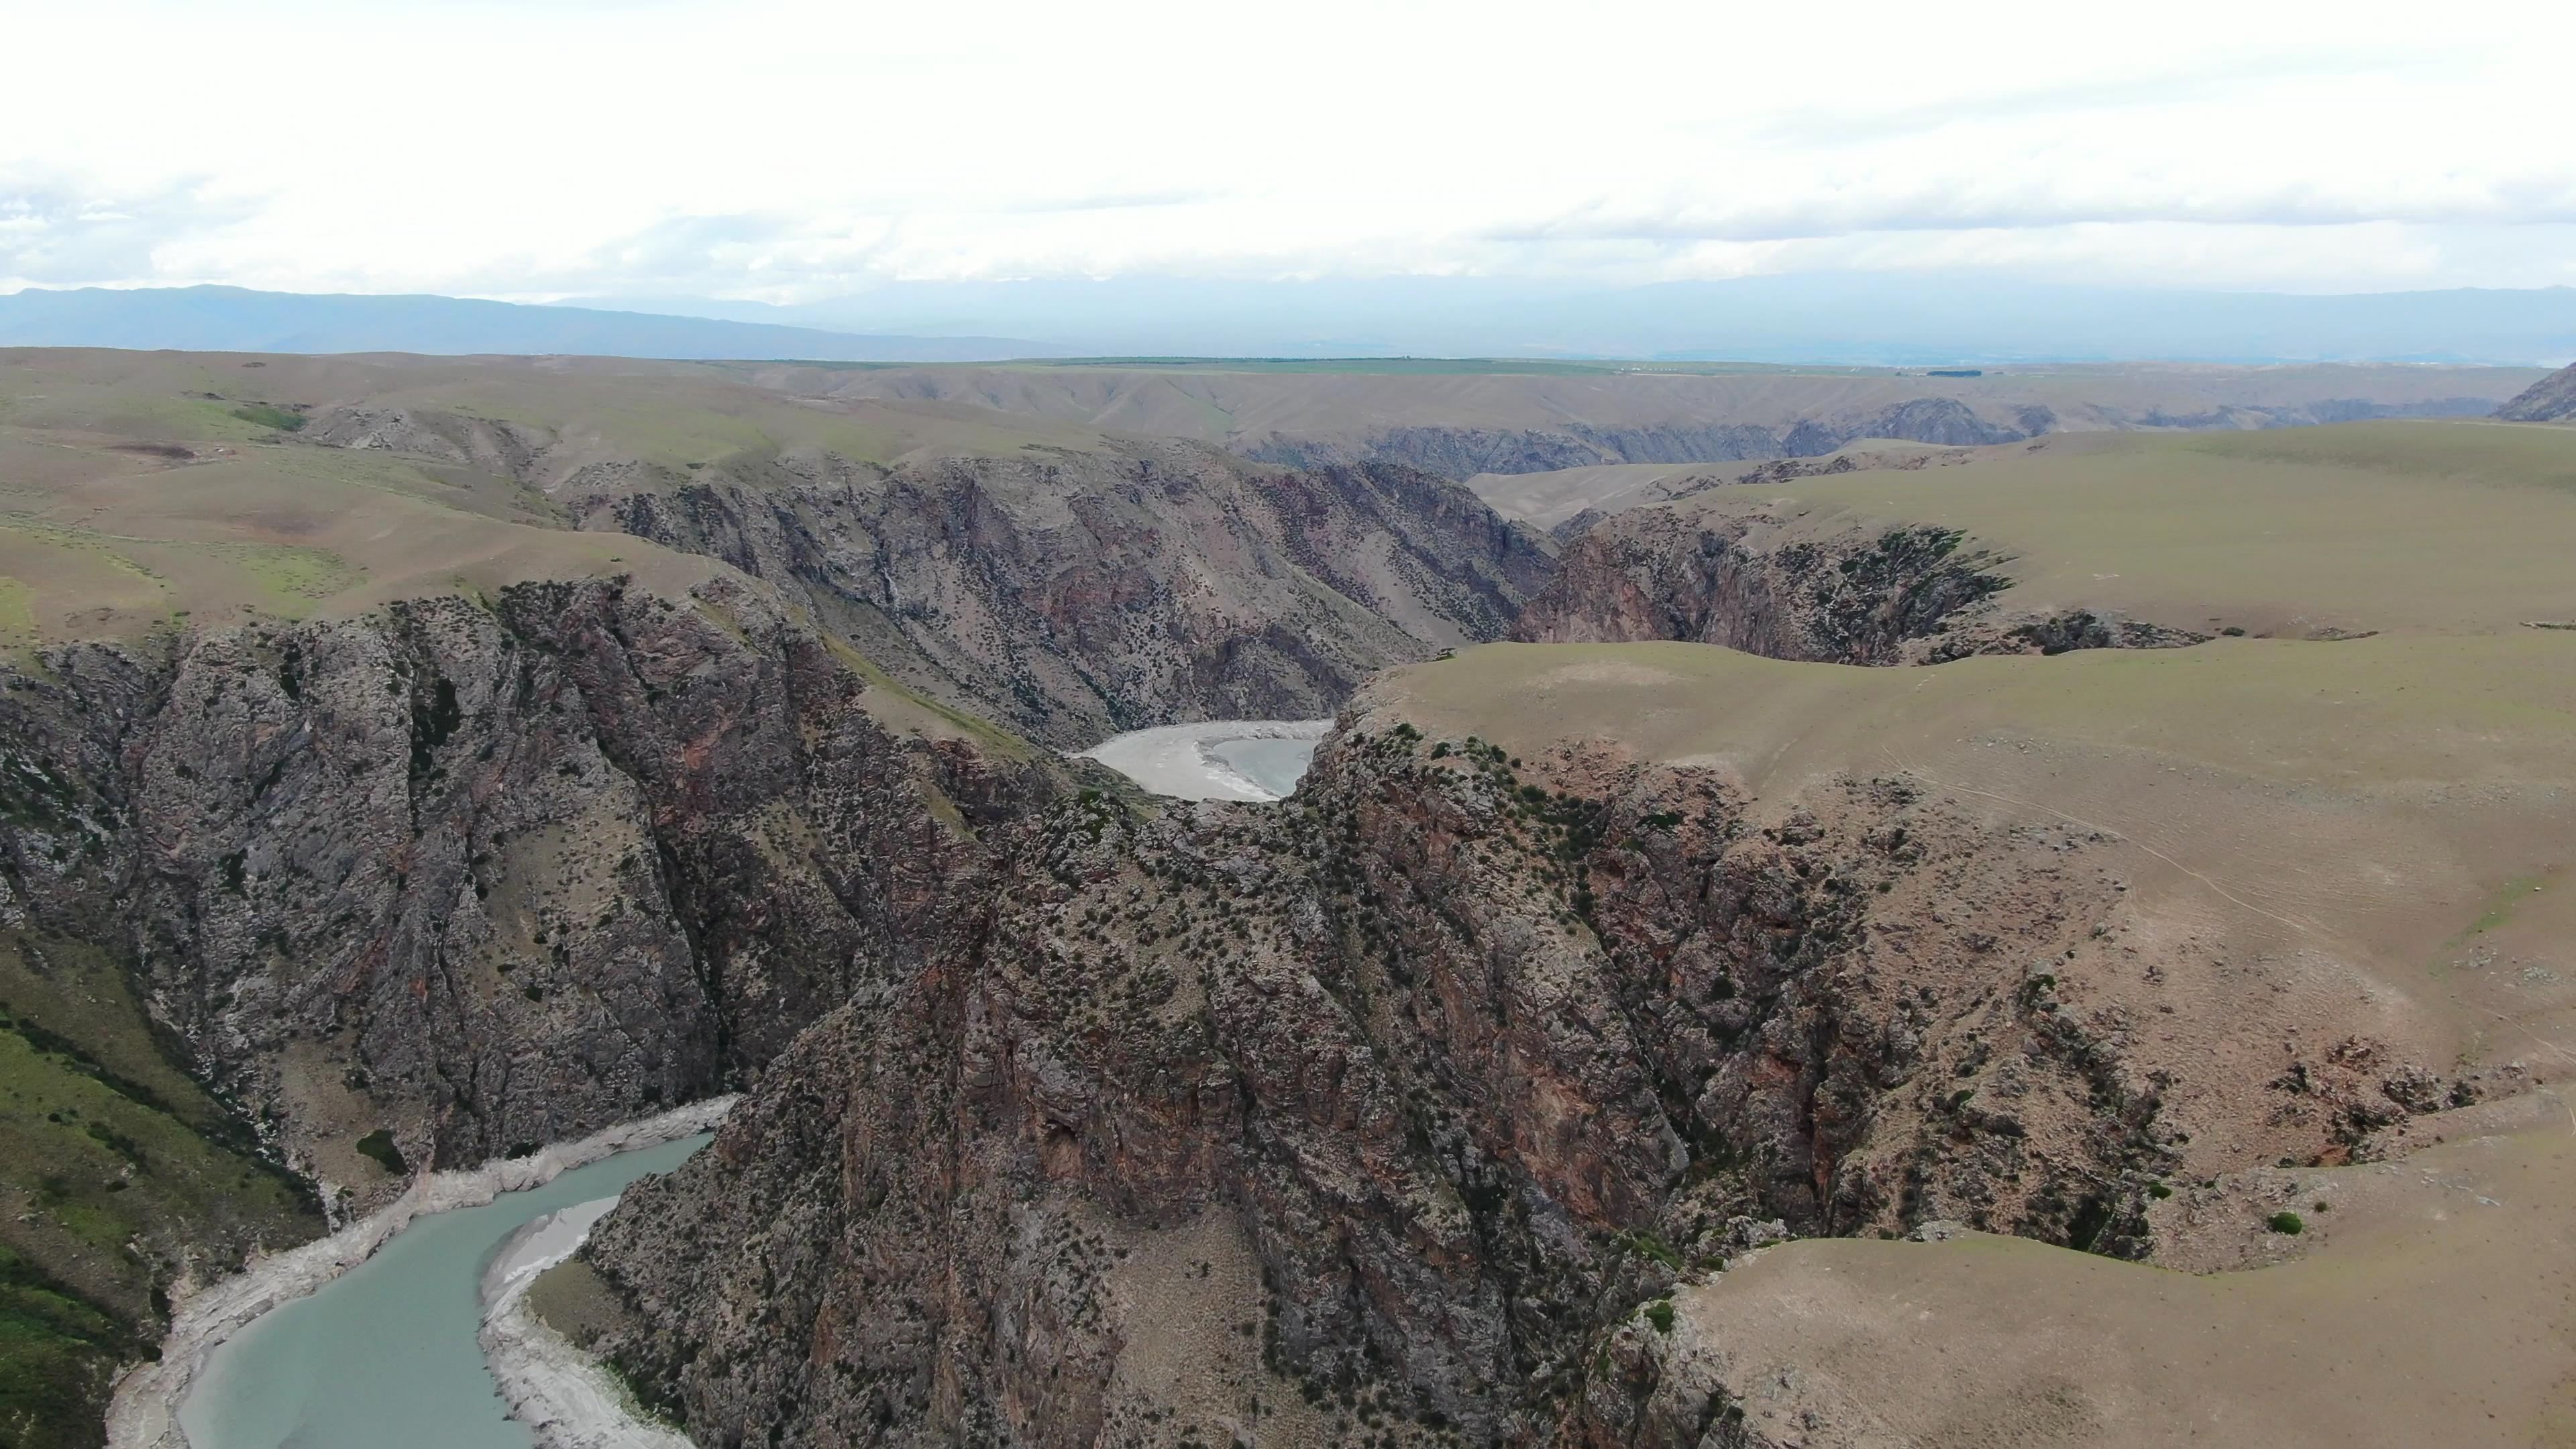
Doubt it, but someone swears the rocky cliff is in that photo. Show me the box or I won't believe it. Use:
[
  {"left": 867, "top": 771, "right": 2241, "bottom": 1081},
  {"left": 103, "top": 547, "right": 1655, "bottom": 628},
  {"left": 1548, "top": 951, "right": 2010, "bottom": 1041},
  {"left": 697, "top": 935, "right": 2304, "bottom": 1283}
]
[
  {"left": 1242, "top": 400, "right": 2029, "bottom": 480},
  {"left": 582, "top": 709, "right": 2396, "bottom": 1448},
  {"left": 303, "top": 402, "right": 1554, "bottom": 747},
  {"left": 1, "top": 571, "right": 1080, "bottom": 1442},
  {"left": 566, "top": 447, "right": 1550, "bottom": 748},
  {"left": 3, "top": 576, "right": 1057, "bottom": 1204},
  {"left": 1513, "top": 501, "right": 2202, "bottom": 661}
]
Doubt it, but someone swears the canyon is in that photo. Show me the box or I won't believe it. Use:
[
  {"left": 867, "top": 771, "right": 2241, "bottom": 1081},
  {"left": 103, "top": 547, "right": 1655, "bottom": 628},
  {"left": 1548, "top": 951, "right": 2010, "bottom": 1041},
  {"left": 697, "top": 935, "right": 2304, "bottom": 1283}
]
[{"left": 0, "top": 350, "right": 2570, "bottom": 1448}]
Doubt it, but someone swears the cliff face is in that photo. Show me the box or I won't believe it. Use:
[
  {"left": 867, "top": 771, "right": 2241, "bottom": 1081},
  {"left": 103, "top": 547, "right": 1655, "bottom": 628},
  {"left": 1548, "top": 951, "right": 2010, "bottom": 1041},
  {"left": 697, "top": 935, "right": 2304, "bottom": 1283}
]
[
  {"left": 1242, "top": 400, "right": 2027, "bottom": 480},
  {"left": 2494, "top": 361, "right": 2576, "bottom": 422},
  {"left": 2, "top": 576, "right": 1050, "bottom": 1203},
  {"left": 1513, "top": 504, "right": 2202, "bottom": 661},
  {"left": 301, "top": 404, "right": 1554, "bottom": 748},
  {"left": 566, "top": 445, "right": 1551, "bottom": 748},
  {"left": 583, "top": 724, "right": 2239, "bottom": 1448}
]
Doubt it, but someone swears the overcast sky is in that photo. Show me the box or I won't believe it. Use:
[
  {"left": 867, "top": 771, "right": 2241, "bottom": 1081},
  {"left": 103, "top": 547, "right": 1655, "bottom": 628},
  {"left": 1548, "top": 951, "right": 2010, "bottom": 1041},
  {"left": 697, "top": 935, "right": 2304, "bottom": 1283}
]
[{"left": 5, "top": 0, "right": 2571, "bottom": 301}]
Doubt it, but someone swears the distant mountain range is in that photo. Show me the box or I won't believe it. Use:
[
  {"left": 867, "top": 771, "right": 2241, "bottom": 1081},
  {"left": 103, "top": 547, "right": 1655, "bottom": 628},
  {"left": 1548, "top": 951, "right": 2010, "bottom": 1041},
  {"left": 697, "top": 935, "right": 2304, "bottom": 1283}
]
[
  {"left": 6, "top": 277, "right": 2576, "bottom": 365},
  {"left": 584, "top": 274, "right": 2576, "bottom": 365},
  {"left": 0, "top": 285, "right": 1064, "bottom": 362}
]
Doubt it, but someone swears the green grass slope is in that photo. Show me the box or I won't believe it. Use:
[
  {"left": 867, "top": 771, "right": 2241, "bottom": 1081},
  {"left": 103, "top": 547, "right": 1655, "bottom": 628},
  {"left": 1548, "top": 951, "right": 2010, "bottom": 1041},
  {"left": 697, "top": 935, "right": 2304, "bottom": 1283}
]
[{"left": 0, "top": 935, "right": 321, "bottom": 1449}]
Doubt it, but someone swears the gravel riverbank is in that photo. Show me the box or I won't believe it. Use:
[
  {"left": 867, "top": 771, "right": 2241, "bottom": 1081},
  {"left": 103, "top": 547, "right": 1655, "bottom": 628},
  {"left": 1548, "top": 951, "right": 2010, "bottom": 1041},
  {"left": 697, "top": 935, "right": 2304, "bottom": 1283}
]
[{"left": 105, "top": 1096, "right": 737, "bottom": 1449}]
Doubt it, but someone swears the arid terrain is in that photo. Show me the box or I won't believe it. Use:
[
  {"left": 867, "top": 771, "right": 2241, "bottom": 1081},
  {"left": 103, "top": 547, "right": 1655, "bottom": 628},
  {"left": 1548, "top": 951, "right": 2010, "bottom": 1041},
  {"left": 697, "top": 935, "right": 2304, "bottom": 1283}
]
[
  {"left": 0, "top": 347, "right": 2572, "bottom": 1448},
  {"left": 735, "top": 359, "right": 2543, "bottom": 481}
]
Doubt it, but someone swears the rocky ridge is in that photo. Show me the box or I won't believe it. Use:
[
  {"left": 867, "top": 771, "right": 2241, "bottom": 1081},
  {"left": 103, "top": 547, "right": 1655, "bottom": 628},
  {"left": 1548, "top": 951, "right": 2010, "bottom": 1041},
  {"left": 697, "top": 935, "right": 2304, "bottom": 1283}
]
[
  {"left": 1, "top": 574, "right": 1051, "bottom": 1208},
  {"left": 580, "top": 704, "right": 2479, "bottom": 1449},
  {"left": 1240, "top": 400, "right": 2031, "bottom": 480},
  {"left": 303, "top": 405, "right": 1554, "bottom": 747},
  {"left": 1514, "top": 500, "right": 2203, "bottom": 662},
  {"left": 2494, "top": 360, "right": 2576, "bottom": 422}
]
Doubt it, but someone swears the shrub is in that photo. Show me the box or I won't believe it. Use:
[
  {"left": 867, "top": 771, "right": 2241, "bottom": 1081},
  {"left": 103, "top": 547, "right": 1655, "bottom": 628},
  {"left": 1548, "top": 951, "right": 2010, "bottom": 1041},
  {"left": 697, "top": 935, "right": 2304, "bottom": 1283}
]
[
  {"left": 2264, "top": 1210, "right": 2304, "bottom": 1235},
  {"left": 1642, "top": 1299, "right": 1676, "bottom": 1333},
  {"left": 230, "top": 402, "right": 306, "bottom": 432},
  {"left": 2147, "top": 1181, "right": 2173, "bottom": 1199},
  {"left": 355, "top": 1128, "right": 409, "bottom": 1176}
]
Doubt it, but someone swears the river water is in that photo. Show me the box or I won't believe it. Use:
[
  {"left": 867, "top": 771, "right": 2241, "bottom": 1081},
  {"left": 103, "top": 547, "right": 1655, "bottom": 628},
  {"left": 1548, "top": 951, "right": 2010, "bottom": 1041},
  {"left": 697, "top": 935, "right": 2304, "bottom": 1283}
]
[
  {"left": 177, "top": 1133, "right": 710, "bottom": 1449},
  {"left": 1206, "top": 735, "right": 1320, "bottom": 797},
  {"left": 1077, "top": 719, "right": 1330, "bottom": 801}
]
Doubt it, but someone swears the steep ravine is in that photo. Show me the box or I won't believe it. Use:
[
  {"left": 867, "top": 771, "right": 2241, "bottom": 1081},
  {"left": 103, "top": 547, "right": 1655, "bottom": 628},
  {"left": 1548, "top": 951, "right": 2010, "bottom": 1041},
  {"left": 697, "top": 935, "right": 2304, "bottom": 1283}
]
[
  {"left": 1234, "top": 396, "right": 2503, "bottom": 483},
  {"left": 566, "top": 448, "right": 1552, "bottom": 748},
  {"left": 1242, "top": 399, "right": 2033, "bottom": 478},
  {"left": 32, "top": 576, "right": 1055, "bottom": 1187},
  {"left": 300, "top": 406, "right": 1555, "bottom": 749},
  {"left": 578, "top": 715, "right": 2451, "bottom": 1449},
  {"left": 0, "top": 576, "right": 1063, "bottom": 1443}
]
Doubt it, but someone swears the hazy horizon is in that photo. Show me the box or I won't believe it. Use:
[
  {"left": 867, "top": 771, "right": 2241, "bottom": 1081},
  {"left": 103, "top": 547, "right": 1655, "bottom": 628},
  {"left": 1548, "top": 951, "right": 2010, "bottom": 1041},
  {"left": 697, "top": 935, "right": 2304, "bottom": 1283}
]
[
  {"left": 7, "top": 0, "right": 2573, "bottom": 318},
  {"left": 5, "top": 276, "right": 2572, "bottom": 366}
]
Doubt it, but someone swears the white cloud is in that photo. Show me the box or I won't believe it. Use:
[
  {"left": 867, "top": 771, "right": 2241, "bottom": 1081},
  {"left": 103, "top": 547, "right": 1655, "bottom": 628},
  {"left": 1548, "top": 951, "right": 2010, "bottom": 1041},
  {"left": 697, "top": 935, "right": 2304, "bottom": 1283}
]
[{"left": 2, "top": 0, "right": 2570, "bottom": 297}]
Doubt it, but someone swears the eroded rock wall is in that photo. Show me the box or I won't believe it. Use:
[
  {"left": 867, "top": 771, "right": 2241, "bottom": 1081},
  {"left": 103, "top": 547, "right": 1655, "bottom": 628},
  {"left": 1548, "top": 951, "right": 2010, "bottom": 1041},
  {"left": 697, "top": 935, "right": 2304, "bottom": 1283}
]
[
  {"left": 1, "top": 576, "right": 1053, "bottom": 1199},
  {"left": 1514, "top": 506, "right": 2204, "bottom": 662},
  {"left": 574, "top": 447, "right": 1550, "bottom": 749},
  {"left": 582, "top": 726, "right": 2206, "bottom": 1449}
]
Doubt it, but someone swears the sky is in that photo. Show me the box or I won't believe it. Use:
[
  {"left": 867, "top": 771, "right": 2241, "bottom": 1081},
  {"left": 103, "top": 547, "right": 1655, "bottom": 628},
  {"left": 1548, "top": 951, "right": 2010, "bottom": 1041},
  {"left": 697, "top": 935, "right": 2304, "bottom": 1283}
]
[{"left": 5, "top": 0, "right": 2573, "bottom": 303}]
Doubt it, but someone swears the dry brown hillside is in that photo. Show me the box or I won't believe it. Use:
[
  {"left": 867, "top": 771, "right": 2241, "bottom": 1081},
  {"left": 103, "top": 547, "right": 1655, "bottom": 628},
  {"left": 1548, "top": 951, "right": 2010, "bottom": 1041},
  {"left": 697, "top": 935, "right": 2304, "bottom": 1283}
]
[{"left": 731, "top": 359, "right": 2541, "bottom": 482}]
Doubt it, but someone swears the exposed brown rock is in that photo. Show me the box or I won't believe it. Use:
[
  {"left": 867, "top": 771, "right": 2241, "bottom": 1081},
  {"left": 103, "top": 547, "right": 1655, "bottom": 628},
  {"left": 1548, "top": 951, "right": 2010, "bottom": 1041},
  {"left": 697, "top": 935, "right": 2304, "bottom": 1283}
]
[
  {"left": 582, "top": 718, "right": 2418, "bottom": 1447},
  {"left": 1, "top": 576, "right": 1055, "bottom": 1209},
  {"left": 2494, "top": 360, "right": 2576, "bottom": 422},
  {"left": 1513, "top": 503, "right": 2204, "bottom": 663}
]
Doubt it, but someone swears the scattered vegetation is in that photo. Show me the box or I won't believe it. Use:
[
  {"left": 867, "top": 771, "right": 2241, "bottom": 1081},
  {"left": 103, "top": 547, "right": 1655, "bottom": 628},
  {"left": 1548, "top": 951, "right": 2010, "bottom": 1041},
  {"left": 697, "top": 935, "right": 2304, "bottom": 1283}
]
[
  {"left": 229, "top": 402, "right": 306, "bottom": 433},
  {"left": 0, "top": 934, "right": 321, "bottom": 1446},
  {"left": 354, "top": 1129, "right": 409, "bottom": 1176}
]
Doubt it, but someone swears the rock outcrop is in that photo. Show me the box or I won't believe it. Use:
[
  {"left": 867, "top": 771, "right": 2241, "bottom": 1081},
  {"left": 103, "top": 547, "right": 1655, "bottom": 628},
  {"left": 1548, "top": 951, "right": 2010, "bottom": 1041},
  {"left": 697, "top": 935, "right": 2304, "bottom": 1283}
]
[
  {"left": 1513, "top": 503, "right": 2203, "bottom": 662},
  {"left": 2495, "top": 361, "right": 2576, "bottom": 422},
  {"left": 1, "top": 576, "right": 1055, "bottom": 1206},
  {"left": 1243, "top": 400, "right": 2027, "bottom": 481},
  {"left": 566, "top": 447, "right": 1551, "bottom": 747},
  {"left": 580, "top": 724, "right": 2245, "bottom": 1448},
  {"left": 299, "top": 405, "right": 1555, "bottom": 749},
  {"left": 1511, "top": 510, "right": 2012, "bottom": 661}
]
